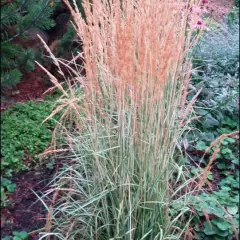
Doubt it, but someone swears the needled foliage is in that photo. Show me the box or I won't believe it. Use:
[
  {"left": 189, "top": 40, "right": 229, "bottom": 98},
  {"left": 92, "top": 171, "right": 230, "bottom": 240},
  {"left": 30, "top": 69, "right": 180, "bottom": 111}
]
[
  {"left": 39, "top": 0, "right": 202, "bottom": 239},
  {"left": 1, "top": 0, "right": 59, "bottom": 89}
]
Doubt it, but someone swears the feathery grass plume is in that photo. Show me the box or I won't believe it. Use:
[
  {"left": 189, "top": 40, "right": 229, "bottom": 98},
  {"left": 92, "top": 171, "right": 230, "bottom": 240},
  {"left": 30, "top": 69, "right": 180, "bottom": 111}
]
[
  {"left": 40, "top": 0, "right": 203, "bottom": 239},
  {"left": 198, "top": 130, "right": 239, "bottom": 190}
]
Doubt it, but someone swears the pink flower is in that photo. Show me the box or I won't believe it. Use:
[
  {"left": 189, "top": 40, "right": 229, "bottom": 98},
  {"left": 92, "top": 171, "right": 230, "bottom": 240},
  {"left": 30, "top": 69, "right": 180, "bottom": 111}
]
[{"left": 196, "top": 20, "right": 206, "bottom": 29}]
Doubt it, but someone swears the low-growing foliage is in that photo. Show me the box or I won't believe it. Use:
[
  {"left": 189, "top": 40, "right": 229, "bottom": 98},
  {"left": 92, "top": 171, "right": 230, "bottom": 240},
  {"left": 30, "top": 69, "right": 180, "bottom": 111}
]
[
  {"left": 192, "top": 18, "right": 239, "bottom": 75},
  {"left": 1, "top": 177, "right": 16, "bottom": 207},
  {"left": 2, "top": 231, "right": 28, "bottom": 240},
  {"left": 190, "top": 174, "right": 239, "bottom": 239},
  {"left": 186, "top": 7, "right": 240, "bottom": 239},
  {"left": 188, "top": 9, "right": 239, "bottom": 168},
  {"left": 1, "top": 100, "right": 58, "bottom": 176}
]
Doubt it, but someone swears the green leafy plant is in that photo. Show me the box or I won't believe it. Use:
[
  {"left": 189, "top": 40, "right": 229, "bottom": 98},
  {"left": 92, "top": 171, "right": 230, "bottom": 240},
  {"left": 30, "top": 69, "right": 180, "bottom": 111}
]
[
  {"left": 2, "top": 231, "right": 28, "bottom": 240},
  {"left": 191, "top": 175, "right": 239, "bottom": 239},
  {"left": 194, "top": 131, "right": 238, "bottom": 171},
  {"left": 187, "top": 14, "right": 239, "bottom": 170},
  {"left": 227, "top": 6, "right": 239, "bottom": 25},
  {"left": 1, "top": 177, "right": 17, "bottom": 207},
  {"left": 234, "top": 0, "right": 239, "bottom": 7},
  {"left": 186, "top": 12, "right": 240, "bottom": 240},
  {"left": 12, "top": 231, "right": 28, "bottom": 240},
  {"left": 1, "top": 100, "right": 59, "bottom": 177},
  {"left": 1, "top": 177, "right": 16, "bottom": 193}
]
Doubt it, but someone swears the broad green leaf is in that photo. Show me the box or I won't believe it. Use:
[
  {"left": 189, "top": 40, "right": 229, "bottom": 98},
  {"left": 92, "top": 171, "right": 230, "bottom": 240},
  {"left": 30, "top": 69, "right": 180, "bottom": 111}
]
[
  {"left": 6, "top": 183, "right": 16, "bottom": 193},
  {"left": 196, "top": 140, "right": 207, "bottom": 151},
  {"left": 19, "top": 231, "right": 28, "bottom": 239},
  {"left": 13, "top": 237, "right": 22, "bottom": 240},
  {"left": 217, "top": 163, "right": 226, "bottom": 170},
  {"left": 221, "top": 148, "right": 232, "bottom": 154},
  {"left": 204, "top": 114, "right": 220, "bottom": 128},
  {"left": 215, "top": 228, "right": 229, "bottom": 237},
  {"left": 232, "top": 159, "right": 239, "bottom": 165},
  {"left": 2, "top": 236, "right": 11, "bottom": 240},
  {"left": 227, "top": 205, "right": 238, "bottom": 215},
  {"left": 196, "top": 109, "right": 209, "bottom": 116},
  {"left": 225, "top": 138, "right": 236, "bottom": 143},
  {"left": 207, "top": 173, "right": 214, "bottom": 181},
  {"left": 203, "top": 222, "right": 216, "bottom": 235},
  {"left": 212, "top": 219, "right": 231, "bottom": 231},
  {"left": 220, "top": 186, "right": 231, "bottom": 192}
]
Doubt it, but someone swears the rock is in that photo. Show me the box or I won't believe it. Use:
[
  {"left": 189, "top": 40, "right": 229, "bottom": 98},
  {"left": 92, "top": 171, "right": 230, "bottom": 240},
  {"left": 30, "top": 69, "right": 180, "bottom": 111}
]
[{"left": 13, "top": 28, "right": 49, "bottom": 52}]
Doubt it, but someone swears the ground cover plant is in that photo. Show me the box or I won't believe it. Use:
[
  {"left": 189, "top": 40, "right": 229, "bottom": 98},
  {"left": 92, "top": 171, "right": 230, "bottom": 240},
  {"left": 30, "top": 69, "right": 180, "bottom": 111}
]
[
  {"left": 1, "top": 100, "right": 57, "bottom": 175},
  {"left": 2, "top": 230, "right": 28, "bottom": 240},
  {"left": 190, "top": 175, "right": 239, "bottom": 239},
  {"left": 0, "top": 98, "right": 61, "bottom": 212},
  {"left": 184, "top": 7, "right": 240, "bottom": 239},
  {"left": 35, "top": 0, "right": 211, "bottom": 239},
  {"left": 0, "top": 93, "right": 67, "bottom": 239}
]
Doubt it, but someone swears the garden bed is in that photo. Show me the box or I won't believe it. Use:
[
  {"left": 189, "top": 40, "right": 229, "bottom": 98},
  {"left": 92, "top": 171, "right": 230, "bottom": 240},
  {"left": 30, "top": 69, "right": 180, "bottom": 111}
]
[
  {"left": 0, "top": 0, "right": 238, "bottom": 239},
  {"left": 1, "top": 167, "right": 54, "bottom": 240}
]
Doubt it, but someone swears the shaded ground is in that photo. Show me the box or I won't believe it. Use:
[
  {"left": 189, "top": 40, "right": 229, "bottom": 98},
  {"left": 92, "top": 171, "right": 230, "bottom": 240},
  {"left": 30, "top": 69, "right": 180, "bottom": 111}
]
[
  {"left": 1, "top": 67, "right": 53, "bottom": 112},
  {"left": 0, "top": 156, "right": 67, "bottom": 240},
  {"left": 1, "top": 165, "right": 56, "bottom": 240}
]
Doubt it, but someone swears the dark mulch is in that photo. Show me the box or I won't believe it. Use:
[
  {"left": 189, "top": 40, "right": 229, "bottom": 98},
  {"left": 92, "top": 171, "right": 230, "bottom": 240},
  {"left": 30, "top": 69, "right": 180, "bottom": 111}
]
[
  {"left": 1, "top": 66, "right": 53, "bottom": 112},
  {"left": 1, "top": 165, "right": 56, "bottom": 240}
]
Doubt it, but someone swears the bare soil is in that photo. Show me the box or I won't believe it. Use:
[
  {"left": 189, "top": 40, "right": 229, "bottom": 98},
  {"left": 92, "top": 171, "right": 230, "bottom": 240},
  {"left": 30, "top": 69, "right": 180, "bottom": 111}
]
[
  {"left": 1, "top": 166, "right": 55, "bottom": 239},
  {"left": 1, "top": 66, "right": 53, "bottom": 112}
]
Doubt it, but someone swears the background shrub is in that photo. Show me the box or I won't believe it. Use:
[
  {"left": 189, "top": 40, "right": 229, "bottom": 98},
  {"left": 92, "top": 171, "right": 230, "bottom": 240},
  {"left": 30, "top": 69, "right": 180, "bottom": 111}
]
[
  {"left": 234, "top": 0, "right": 239, "bottom": 7},
  {"left": 1, "top": 0, "right": 59, "bottom": 89},
  {"left": 192, "top": 21, "right": 239, "bottom": 75},
  {"left": 190, "top": 15, "right": 239, "bottom": 142}
]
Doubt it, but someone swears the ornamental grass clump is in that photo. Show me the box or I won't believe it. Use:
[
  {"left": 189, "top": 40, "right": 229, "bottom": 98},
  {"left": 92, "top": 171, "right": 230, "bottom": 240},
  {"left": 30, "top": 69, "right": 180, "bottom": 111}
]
[{"left": 40, "top": 0, "right": 202, "bottom": 239}]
